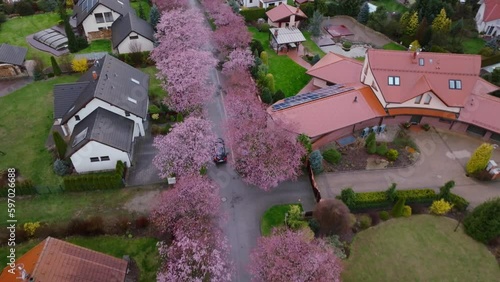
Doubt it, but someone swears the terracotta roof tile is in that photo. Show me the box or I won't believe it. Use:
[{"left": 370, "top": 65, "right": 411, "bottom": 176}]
[
  {"left": 306, "top": 52, "right": 363, "bottom": 85},
  {"left": 484, "top": 0, "right": 500, "bottom": 22},
  {"left": 459, "top": 79, "right": 500, "bottom": 132},
  {"left": 266, "top": 4, "right": 307, "bottom": 22},
  {"left": 367, "top": 49, "right": 483, "bottom": 107}
]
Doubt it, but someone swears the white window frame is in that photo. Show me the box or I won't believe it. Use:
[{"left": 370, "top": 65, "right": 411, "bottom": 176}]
[
  {"left": 424, "top": 94, "right": 432, "bottom": 104},
  {"left": 104, "top": 12, "right": 114, "bottom": 22},
  {"left": 94, "top": 13, "right": 104, "bottom": 24},
  {"left": 388, "top": 76, "right": 400, "bottom": 86},
  {"left": 449, "top": 79, "right": 462, "bottom": 90},
  {"left": 415, "top": 95, "right": 423, "bottom": 104},
  {"left": 90, "top": 157, "right": 100, "bottom": 162},
  {"left": 100, "top": 156, "right": 110, "bottom": 161}
]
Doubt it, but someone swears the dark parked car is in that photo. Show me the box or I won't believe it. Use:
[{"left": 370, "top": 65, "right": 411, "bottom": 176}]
[{"left": 214, "top": 138, "right": 227, "bottom": 163}]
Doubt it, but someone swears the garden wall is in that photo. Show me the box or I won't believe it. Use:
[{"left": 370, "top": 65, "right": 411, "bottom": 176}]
[
  {"left": 352, "top": 117, "right": 381, "bottom": 132},
  {"left": 382, "top": 115, "right": 409, "bottom": 126},
  {"left": 312, "top": 125, "right": 353, "bottom": 149}
]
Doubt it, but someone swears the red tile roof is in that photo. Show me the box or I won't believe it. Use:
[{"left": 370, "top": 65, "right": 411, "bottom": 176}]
[
  {"left": 483, "top": 0, "right": 500, "bottom": 22},
  {"left": 459, "top": 79, "right": 500, "bottom": 132},
  {"left": 266, "top": 4, "right": 307, "bottom": 22},
  {"left": 306, "top": 52, "right": 363, "bottom": 85},
  {"left": 269, "top": 84, "right": 385, "bottom": 138},
  {"left": 366, "top": 49, "right": 483, "bottom": 107},
  {"left": 0, "top": 237, "right": 128, "bottom": 282}
]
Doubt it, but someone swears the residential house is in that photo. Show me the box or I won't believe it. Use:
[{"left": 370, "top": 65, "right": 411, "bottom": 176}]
[
  {"left": 475, "top": 0, "right": 500, "bottom": 36},
  {"left": 306, "top": 52, "right": 363, "bottom": 88},
  {"left": 0, "top": 43, "right": 27, "bottom": 78},
  {"left": 111, "top": 13, "right": 155, "bottom": 54},
  {"left": 52, "top": 54, "right": 149, "bottom": 173},
  {"left": 260, "top": 0, "right": 287, "bottom": 9},
  {"left": 269, "top": 49, "right": 500, "bottom": 148},
  {"left": 266, "top": 4, "right": 307, "bottom": 28},
  {"left": 238, "top": 0, "right": 260, "bottom": 8},
  {"left": 0, "top": 237, "right": 129, "bottom": 282}
]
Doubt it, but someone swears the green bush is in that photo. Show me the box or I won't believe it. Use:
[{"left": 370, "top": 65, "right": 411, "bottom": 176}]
[
  {"left": 287, "top": 205, "right": 308, "bottom": 231},
  {"left": 355, "top": 191, "right": 388, "bottom": 206},
  {"left": 342, "top": 41, "right": 352, "bottom": 49},
  {"left": 386, "top": 183, "right": 397, "bottom": 202},
  {"left": 481, "top": 53, "right": 500, "bottom": 67},
  {"left": 322, "top": 148, "right": 342, "bottom": 165},
  {"left": 309, "top": 150, "right": 323, "bottom": 174},
  {"left": 308, "top": 218, "right": 320, "bottom": 235},
  {"left": 386, "top": 149, "right": 399, "bottom": 161},
  {"left": 396, "top": 189, "right": 436, "bottom": 203},
  {"left": 340, "top": 187, "right": 356, "bottom": 208},
  {"left": 479, "top": 47, "right": 494, "bottom": 57},
  {"left": 260, "top": 87, "right": 273, "bottom": 104},
  {"left": 53, "top": 159, "right": 70, "bottom": 176},
  {"left": 297, "top": 134, "right": 312, "bottom": 154},
  {"left": 463, "top": 197, "right": 500, "bottom": 244},
  {"left": 376, "top": 143, "right": 388, "bottom": 156},
  {"left": 448, "top": 193, "right": 469, "bottom": 211},
  {"left": 53, "top": 131, "right": 67, "bottom": 159},
  {"left": 466, "top": 143, "right": 494, "bottom": 175},
  {"left": 365, "top": 132, "right": 375, "bottom": 147},
  {"left": 310, "top": 54, "right": 321, "bottom": 65},
  {"left": 379, "top": 211, "right": 390, "bottom": 221},
  {"left": 176, "top": 113, "right": 184, "bottom": 122},
  {"left": 367, "top": 139, "right": 377, "bottom": 154},
  {"left": 402, "top": 205, "right": 412, "bottom": 217},
  {"left": 437, "top": 180, "right": 455, "bottom": 201},
  {"left": 63, "top": 161, "right": 124, "bottom": 192},
  {"left": 240, "top": 8, "right": 267, "bottom": 22},
  {"left": 250, "top": 39, "right": 264, "bottom": 56},
  {"left": 0, "top": 179, "right": 37, "bottom": 197},
  {"left": 359, "top": 214, "right": 372, "bottom": 230},
  {"left": 326, "top": 235, "right": 347, "bottom": 260},
  {"left": 148, "top": 105, "right": 161, "bottom": 114},
  {"left": 392, "top": 197, "right": 406, "bottom": 217},
  {"left": 273, "top": 89, "right": 285, "bottom": 102}
]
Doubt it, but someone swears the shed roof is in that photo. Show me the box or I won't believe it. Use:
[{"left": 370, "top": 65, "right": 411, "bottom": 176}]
[
  {"left": 306, "top": 52, "right": 363, "bottom": 85},
  {"left": 266, "top": 4, "right": 307, "bottom": 22},
  {"left": 270, "top": 27, "right": 306, "bottom": 45},
  {"left": 111, "top": 13, "right": 154, "bottom": 49},
  {"left": 0, "top": 237, "right": 127, "bottom": 282},
  {"left": 0, "top": 43, "right": 27, "bottom": 66}
]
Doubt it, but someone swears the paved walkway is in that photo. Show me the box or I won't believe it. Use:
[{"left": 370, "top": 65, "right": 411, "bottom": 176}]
[
  {"left": 316, "top": 128, "right": 500, "bottom": 208},
  {"left": 280, "top": 44, "right": 312, "bottom": 69}
]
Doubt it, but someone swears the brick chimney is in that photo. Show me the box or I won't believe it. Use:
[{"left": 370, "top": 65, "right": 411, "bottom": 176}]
[{"left": 92, "top": 71, "right": 98, "bottom": 80}]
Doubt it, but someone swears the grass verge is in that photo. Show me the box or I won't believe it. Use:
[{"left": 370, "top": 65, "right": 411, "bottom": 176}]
[
  {"left": 383, "top": 42, "right": 406, "bottom": 51},
  {"left": 140, "top": 66, "right": 168, "bottom": 103},
  {"left": 302, "top": 31, "right": 326, "bottom": 57},
  {"left": 260, "top": 203, "right": 302, "bottom": 236},
  {"left": 343, "top": 215, "right": 500, "bottom": 281},
  {"left": 462, "top": 37, "right": 485, "bottom": 54},
  {"left": 76, "top": 39, "right": 112, "bottom": 54}
]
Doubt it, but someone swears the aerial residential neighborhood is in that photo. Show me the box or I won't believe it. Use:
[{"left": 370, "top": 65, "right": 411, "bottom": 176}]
[{"left": 0, "top": 0, "right": 499, "bottom": 281}]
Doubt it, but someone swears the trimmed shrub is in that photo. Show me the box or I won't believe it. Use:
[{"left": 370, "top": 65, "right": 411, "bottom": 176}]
[
  {"left": 250, "top": 39, "right": 264, "bottom": 56},
  {"left": 429, "top": 199, "right": 453, "bottom": 215},
  {"left": 14, "top": 1, "right": 34, "bottom": 16},
  {"left": 448, "top": 193, "right": 469, "bottom": 211},
  {"left": 466, "top": 143, "right": 494, "bottom": 175},
  {"left": 463, "top": 197, "right": 500, "bottom": 244},
  {"left": 297, "top": 134, "right": 312, "bottom": 154},
  {"left": 365, "top": 132, "right": 375, "bottom": 147},
  {"left": 386, "top": 183, "right": 397, "bottom": 202},
  {"left": 342, "top": 41, "right": 352, "bottom": 49},
  {"left": 273, "top": 89, "right": 285, "bottom": 102},
  {"left": 358, "top": 214, "right": 372, "bottom": 230},
  {"left": 308, "top": 218, "right": 320, "bottom": 235},
  {"left": 313, "top": 198, "right": 352, "bottom": 236},
  {"left": 63, "top": 164, "right": 123, "bottom": 192},
  {"left": 287, "top": 205, "right": 308, "bottom": 231},
  {"left": 322, "top": 148, "right": 341, "bottom": 165},
  {"left": 309, "top": 150, "right": 323, "bottom": 174},
  {"left": 379, "top": 211, "right": 390, "bottom": 221},
  {"left": 1, "top": 179, "right": 37, "bottom": 197},
  {"left": 396, "top": 189, "right": 436, "bottom": 203},
  {"left": 53, "top": 159, "right": 69, "bottom": 176},
  {"left": 260, "top": 51, "right": 268, "bottom": 65},
  {"left": 23, "top": 222, "right": 41, "bottom": 237},
  {"left": 386, "top": 149, "right": 399, "bottom": 161},
  {"left": 392, "top": 197, "right": 406, "bottom": 217},
  {"left": 438, "top": 180, "right": 455, "bottom": 201},
  {"left": 479, "top": 47, "right": 494, "bottom": 57},
  {"left": 402, "top": 205, "right": 412, "bottom": 217},
  {"left": 310, "top": 54, "right": 321, "bottom": 65},
  {"left": 53, "top": 131, "right": 67, "bottom": 159},
  {"left": 50, "top": 55, "right": 62, "bottom": 76},
  {"left": 176, "top": 113, "right": 184, "bottom": 122},
  {"left": 354, "top": 191, "right": 388, "bottom": 207},
  {"left": 260, "top": 87, "right": 273, "bottom": 104},
  {"left": 367, "top": 139, "right": 377, "bottom": 154},
  {"left": 376, "top": 142, "right": 388, "bottom": 156},
  {"left": 148, "top": 104, "right": 161, "bottom": 114},
  {"left": 240, "top": 8, "right": 267, "bottom": 22},
  {"left": 340, "top": 187, "right": 356, "bottom": 208}
]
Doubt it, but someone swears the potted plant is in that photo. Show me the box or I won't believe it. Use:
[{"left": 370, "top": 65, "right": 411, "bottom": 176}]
[
  {"left": 342, "top": 41, "right": 352, "bottom": 51},
  {"left": 421, "top": 123, "right": 431, "bottom": 131},
  {"left": 402, "top": 122, "right": 411, "bottom": 129}
]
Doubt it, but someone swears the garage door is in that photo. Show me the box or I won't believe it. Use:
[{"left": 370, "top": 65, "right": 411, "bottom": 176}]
[{"left": 466, "top": 125, "right": 487, "bottom": 136}]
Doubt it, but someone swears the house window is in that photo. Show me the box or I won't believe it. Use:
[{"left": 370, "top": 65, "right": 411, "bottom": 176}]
[
  {"left": 75, "top": 115, "right": 81, "bottom": 121},
  {"left": 388, "top": 76, "right": 400, "bottom": 86},
  {"left": 424, "top": 94, "right": 432, "bottom": 104},
  {"left": 100, "top": 156, "right": 110, "bottom": 161},
  {"left": 249, "top": 0, "right": 252, "bottom": 3},
  {"left": 90, "top": 157, "right": 100, "bottom": 162},
  {"left": 415, "top": 95, "right": 423, "bottom": 104},
  {"left": 449, "top": 79, "right": 462, "bottom": 89},
  {"left": 129, "top": 35, "right": 139, "bottom": 40},
  {"left": 95, "top": 13, "right": 104, "bottom": 24},
  {"left": 104, "top": 12, "right": 113, "bottom": 22},
  {"left": 419, "top": 58, "right": 424, "bottom": 66}
]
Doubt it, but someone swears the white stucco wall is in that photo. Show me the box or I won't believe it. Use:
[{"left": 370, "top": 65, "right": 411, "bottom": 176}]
[
  {"left": 66, "top": 99, "right": 145, "bottom": 137},
  {"left": 81, "top": 4, "right": 121, "bottom": 36},
  {"left": 70, "top": 141, "right": 131, "bottom": 173},
  {"left": 385, "top": 91, "right": 461, "bottom": 113},
  {"left": 476, "top": 2, "right": 500, "bottom": 35},
  {"left": 361, "top": 58, "right": 387, "bottom": 107},
  {"left": 116, "top": 32, "right": 155, "bottom": 54},
  {"left": 242, "top": 0, "right": 259, "bottom": 8},
  {"left": 260, "top": 0, "right": 286, "bottom": 9}
]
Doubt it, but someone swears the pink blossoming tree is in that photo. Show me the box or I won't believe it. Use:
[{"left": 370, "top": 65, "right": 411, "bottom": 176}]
[
  {"left": 222, "top": 48, "right": 254, "bottom": 76},
  {"left": 249, "top": 229, "right": 343, "bottom": 282},
  {"left": 153, "top": 0, "right": 189, "bottom": 12},
  {"left": 152, "top": 117, "right": 216, "bottom": 178}
]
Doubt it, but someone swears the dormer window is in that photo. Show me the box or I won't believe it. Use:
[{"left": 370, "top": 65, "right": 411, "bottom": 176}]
[
  {"left": 449, "top": 79, "right": 462, "bottom": 90},
  {"left": 424, "top": 94, "right": 432, "bottom": 104},
  {"left": 419, "top": 58, "right": 424, "bottom": 66},
  {"left": 415, "top": 95, "right": 422, "bottom": 104},
  {"left": 388, "top": 76, "right": 400, "bottom": 86},
  {"left": 95, "top": 13, "right": 104, "bottom": 24}
]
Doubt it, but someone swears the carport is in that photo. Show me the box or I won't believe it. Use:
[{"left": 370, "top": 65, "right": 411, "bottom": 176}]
[{"left": 269, "top": 27, "right": 306, "bottom": 53}]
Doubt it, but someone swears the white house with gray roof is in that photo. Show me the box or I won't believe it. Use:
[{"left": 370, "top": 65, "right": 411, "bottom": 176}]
[
  {"left": 72, "top": 0, "right": 133, "bottom": 37},
  {"left": 53, "top": 54, "right": 149, "bottom": 173},
  {"left": 111, "top": 13, "right": 155, "bottom": 54}
]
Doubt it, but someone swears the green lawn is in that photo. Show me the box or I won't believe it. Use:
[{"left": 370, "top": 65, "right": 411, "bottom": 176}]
[
  {"left": 463, "top": 37, "right": 485, "bottom": 54},
  {"left": 249, "top": 27, "right": 311, "bottom": 97},
  {"left": 260, "top": 203, "right": 302, "bottom": 236},
  {"left": 343, "top": 215, "right": 500, "bottom": 281},
  {"left": 76, "top": 39, "right": 112, "bottom": 54},
  {"left": 131, "top": 0, "right": 151, "bottom": 22},
  {"left": 302, "top": 31, "right": 326, "bottom": 57},
  {"left": 0, "top": 75, "right": 79, "bottom": 186},
  {"left": 383, "top": 42, "right": 406, "bottom": 51},
  {"left": 141, "top": 66, "right": 168, "bottom": 104},
  {"left": 0, "top": 188, "right": 157, "bottom": 227},
  {"left": 372, "top": 0, "right": 409, "bottom": 13},
  {"left": 0, "top": 236, "right": 159, "bottom": 282},
  {"left": 0, "top": 13, "right": 60, "bottom": 66}
]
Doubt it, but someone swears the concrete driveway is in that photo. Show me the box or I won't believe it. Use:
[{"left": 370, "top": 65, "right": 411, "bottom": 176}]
[
  {"left": 126, "top": 131, "right": 163, "bottom": 186},
  {"left": 316, "top": 127, "right": 500, "bottom": 208}
]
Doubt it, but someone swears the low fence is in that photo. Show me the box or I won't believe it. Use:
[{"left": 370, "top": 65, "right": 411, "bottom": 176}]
[{"left": 307, "top": 163, "right": 322, "bottom": 203}]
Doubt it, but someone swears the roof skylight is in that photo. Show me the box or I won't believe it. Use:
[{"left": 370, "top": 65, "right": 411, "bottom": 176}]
[
  {"left": 127, "top": 97, "right": 137, "bottom": 104},
  {"left": 131, "top": 78, "right": 139, "bottom": 85}
]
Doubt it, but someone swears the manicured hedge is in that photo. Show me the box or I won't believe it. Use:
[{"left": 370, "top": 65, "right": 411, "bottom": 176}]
[
  {"left": 240, "top": 8, "right": 268, "bottom": 22},
  {"left": 0, "top": 180, "right": 37, "bottom": 197},
  {"left": 448, "top": 193, "right": 469, "bottom": 211},
  {"left": 396, "top": 189, "right": 436, "bottom": 203},
  {"left": 63, "top": 161, "right": 125, "bottom": 192}
]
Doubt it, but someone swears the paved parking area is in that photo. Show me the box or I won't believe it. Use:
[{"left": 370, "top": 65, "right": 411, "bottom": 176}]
[{"left": 126, "top": 132, "right": 163, "bottom": 186}]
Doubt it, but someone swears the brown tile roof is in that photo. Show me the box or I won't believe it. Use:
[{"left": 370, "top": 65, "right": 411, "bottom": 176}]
[
  {"left": 0, "top": 237, "right": 128, "bottom": 282},
  {"left": 306, "top": 52, "right": 363, "bottom": 85},
  {"left": 268, "top": 84, "right": 385, "bottom": 138},
  {"left": 484, "top": 0, "right": 500, "bottom": 22},
  {"left": 366, "top": 49, "right": 484, "bottom": 107},
  {"left": 266, "top": 4, "right": 307, "bottom": 22}
]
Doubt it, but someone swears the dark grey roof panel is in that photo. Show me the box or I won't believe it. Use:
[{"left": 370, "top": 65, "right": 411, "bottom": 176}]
[
  {"left": 0, "top": 43, "right": 28, "bottom": 66},
  {"left": 73, "top": 0, "right": 134, "bottom": 26},
  {"left": 66, "top": 107, "right": 135, "bottom": 157},
  {"left": 53, "top": 82, "right": 90, "bottom": 119},
  {"left": 111, "top": 13, "right": 154, "bottom": 49}
]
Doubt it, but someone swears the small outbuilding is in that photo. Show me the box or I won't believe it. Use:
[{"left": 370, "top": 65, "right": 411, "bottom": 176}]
[
  {"left": 0, "top": 43, "right": 28, "bottom": 78},
  {"left": 269, "top": 27, "right": 306, "bottom": 53}
]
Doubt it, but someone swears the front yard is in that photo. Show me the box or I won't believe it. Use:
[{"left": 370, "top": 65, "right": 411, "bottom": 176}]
[
  {"left": 462, "top": 37, "right": 485, "bottom": 54},
  {"left": 76, "top": 39, "right": 112, "bottom": 54},
  {"left": 0, "top": 74, "right": 79, "bottom": 186},
  {"left": 343, "top": 215, "right": 500, "bottom": 281},
  {"left": 249, "top": 27, "right": 311, "bottom": 97}
]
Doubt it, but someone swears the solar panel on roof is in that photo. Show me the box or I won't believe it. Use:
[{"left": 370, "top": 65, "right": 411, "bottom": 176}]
[{"left": 272, "top": 85, "right": 356, "bottom": 111}]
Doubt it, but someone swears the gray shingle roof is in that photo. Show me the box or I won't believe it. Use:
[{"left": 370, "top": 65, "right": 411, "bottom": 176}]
[
  {"left": 53, "top": 82, "right": 90, "bottom": 119},
  {"left": 73, "top": 0, "right": 134, "bottom": 26},
  {"left": 270, "top": 27, "right": 306, "bottom": 45},
  {"left": 111, "top": 13, "right": 155, "bottom": 49},
  {"left": 60, "top": 54, "right": 149, "bottom": 123},
  {"left": 66, "top": 107, "right": 135, "bottom": 158},
  {"left": 0, "top": 43, "right": 28, "bottom": 66}
]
